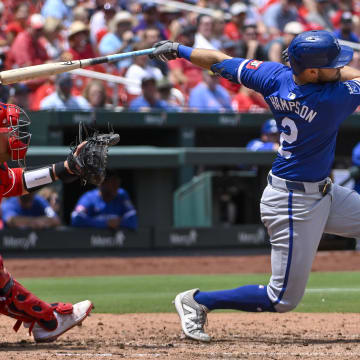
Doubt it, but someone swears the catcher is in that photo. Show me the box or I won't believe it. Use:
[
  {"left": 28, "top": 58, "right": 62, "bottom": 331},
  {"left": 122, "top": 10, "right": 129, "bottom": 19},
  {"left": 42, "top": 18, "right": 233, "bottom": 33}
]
[{"left": 0, "top": 102, "right": 119, "bottom": 342}]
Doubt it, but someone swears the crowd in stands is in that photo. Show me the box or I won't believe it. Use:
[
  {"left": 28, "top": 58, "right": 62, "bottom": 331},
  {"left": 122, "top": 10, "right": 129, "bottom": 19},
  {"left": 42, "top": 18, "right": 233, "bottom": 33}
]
[{"left": 0, "top": 0, "right": 360, "bottom": 112}]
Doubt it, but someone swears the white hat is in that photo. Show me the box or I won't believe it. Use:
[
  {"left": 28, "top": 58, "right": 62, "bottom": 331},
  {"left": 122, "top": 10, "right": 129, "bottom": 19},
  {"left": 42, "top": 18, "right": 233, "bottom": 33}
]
[
  {"left": 109, "top": 11, "right": 134, "bottom": 32},
  {"left": 30, "top": 14, "right": 45, "bottom": 29},
  {"left": 230, "top": 2, "right": 248, "bottom": 16},
  {"left": 284, "top": 21, "right": 304, "bottom": 35}
]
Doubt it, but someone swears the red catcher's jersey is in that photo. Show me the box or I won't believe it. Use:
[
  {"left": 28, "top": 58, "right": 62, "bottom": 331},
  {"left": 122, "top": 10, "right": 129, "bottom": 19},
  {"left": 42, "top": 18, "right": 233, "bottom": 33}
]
[{"left": 0, "top": 163, "right": 23, "bottom": 201}]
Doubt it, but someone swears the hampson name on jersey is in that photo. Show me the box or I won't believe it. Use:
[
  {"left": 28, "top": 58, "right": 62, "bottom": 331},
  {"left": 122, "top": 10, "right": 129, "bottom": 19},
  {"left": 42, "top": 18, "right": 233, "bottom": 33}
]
[{"left": 268, "top": 96, "right": 318, "bottom": 122}]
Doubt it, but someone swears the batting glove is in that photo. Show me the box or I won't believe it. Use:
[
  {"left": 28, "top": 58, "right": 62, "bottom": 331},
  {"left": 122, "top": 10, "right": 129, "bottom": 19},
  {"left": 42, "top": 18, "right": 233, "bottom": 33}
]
[
  {"left": 282, "top": 48, "right": 289, "bottom": 63},
  {"left": 150, "top": 41, "right": 180, "bottom": 62}
]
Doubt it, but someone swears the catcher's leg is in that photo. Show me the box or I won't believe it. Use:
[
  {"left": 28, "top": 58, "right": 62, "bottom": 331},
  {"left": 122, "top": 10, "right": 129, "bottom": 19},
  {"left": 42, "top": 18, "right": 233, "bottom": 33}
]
[{"left": 0, "top": 255, "right": 93, "bottom": 342}]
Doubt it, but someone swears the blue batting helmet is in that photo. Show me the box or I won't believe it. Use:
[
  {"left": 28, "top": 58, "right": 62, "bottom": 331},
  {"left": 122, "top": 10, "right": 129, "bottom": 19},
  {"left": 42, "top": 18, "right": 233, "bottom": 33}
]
[
  {"left": 262, "top": 119, "right": 278, "bottom": 135},
  {"left": 288, "top": 30, "right": 353, "bottom": 75}
]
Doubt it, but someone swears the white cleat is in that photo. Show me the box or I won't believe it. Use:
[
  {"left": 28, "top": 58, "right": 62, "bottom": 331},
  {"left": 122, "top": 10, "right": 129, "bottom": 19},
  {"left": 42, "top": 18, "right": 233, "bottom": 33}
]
[
  {"left": 174, "top": 289, "right": 211, "bottom": 342},
  {"left": 32, "top": 300, "right": 93, "bottom": 343}
]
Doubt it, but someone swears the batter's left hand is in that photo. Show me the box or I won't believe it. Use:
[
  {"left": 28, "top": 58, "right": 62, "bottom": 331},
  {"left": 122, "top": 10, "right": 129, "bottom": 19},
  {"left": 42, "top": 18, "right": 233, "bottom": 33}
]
[{"left": 150, "top": 41, "right": 180, "bottom": 62}]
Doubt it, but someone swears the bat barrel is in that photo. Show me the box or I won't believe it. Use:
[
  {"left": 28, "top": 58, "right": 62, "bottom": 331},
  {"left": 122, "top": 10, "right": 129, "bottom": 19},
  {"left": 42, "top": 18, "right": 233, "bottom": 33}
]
[{"left": 0, "top": 61, "right": 81, "bottom": 85}]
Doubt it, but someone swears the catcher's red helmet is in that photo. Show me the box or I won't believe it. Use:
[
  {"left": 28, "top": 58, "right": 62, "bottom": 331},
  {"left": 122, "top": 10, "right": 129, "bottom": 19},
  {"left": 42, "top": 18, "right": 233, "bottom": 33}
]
[{"left": 0, "top": 103, "right": 31, "bottom": 164}]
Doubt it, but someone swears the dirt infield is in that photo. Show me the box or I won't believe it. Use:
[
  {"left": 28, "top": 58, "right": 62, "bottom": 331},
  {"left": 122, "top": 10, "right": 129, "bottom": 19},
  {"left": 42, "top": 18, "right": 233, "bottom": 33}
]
[{"left": 2, "top": 250, "right": 360, "bottom": 360}]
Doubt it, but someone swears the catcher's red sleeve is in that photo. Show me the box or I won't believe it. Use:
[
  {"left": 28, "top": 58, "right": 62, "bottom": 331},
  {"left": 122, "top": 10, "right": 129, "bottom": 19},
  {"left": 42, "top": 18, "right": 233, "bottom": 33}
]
[{"left": 2, "top": 166, "right": 23, "bottom": 197}]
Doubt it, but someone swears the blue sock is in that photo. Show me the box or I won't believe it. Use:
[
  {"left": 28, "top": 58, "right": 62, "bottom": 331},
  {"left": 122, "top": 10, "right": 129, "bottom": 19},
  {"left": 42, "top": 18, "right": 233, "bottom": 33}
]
[{"left": 194, "top": 285, "right": 275, "bottom": 312}]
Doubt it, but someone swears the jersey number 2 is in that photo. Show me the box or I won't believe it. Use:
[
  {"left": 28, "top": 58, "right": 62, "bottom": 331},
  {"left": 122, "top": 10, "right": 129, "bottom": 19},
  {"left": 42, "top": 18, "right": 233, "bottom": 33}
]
[{"left": 278, "top": 117, "right": 298, "bottom": 159}]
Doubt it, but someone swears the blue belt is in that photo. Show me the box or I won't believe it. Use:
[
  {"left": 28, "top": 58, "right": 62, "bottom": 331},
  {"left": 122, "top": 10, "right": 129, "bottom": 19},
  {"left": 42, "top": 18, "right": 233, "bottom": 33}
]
[{"left": 267, "top": 174, "right": 331, "bottom": 195}]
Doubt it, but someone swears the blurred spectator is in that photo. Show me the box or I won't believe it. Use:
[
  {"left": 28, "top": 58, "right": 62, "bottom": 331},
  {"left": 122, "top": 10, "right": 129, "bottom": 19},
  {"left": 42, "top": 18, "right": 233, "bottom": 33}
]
[
  {"left": 305, "top": 0, "right": 334, "bottom": 31},
  {"left": 330, "top": 0, "right": 357, "bottom": 30},
  {"left": 218, "top": 40, "right": 241, "bottom": 96},
  {"left": 156, "top": 77, "right": 183, "bottom": 110},
  {"left": 333, "top": 11, "right": 359, "bottom": 42},
  {"left": 158, "top": 5, "right": 183, "bottom": 39},
  {"left": 40, "top": 73, "right": 91, "bottom": 110},
  {"left": 125, "top": 42, "right": 163, "bottom": 97},
  {"left": 2, "top": 193, "right": 61, "bottom": 229},
  {"left": 5, "top": 3, "right": 29, "bottom": 46},
  {"left": 8, "top": 84, "right": 29, "bottom": 110},
  {"left": 237, "top": 23, "right": 267, "bottom": 60},
  {"left": 352, "top": 142, "right": 360, "bottom": 194},
  {"left": 143, "top": 27, "right": 168, "bottom": 75},
  {"left": 194, "top": 14, "right": 217, "bottom": 50},
  {"left": 267, "top": 21, "right": 304, "bottom": 63},
  {"left": 90, "top": 2, "right": 117, "bottom": 45},
  {"left": 263, "top": 0, "right": 299, "bottom": 36},
  {"left": 224, "top": 2, "right": 248, "bottom": 41},
  {"left": 188, "top": 70, "right": 232, "bottom": 112},
  {"left": 211, "top": 11, "right": 227, "bottom": 50},
  {"left": 133, "top": 2, "right": 167, "bottom": 40},
  {"left": 38, "top": 186, "right": 61, "bottom": 215},
  {"left": 73, "top": 5, "right": 90, "bottom": 24},
  {"left": 6, "top": 13, "right": 49, "bottom": 69},
  {"left": 232, "top": 86, "right": 269, "bottom": 113},
  {"left": 83, "top": 79, "right": 107, "bottom": 109},
  {"left": 41, "top": 0, "right": 73, "bottom": 26},
  {"left": 168, "top": 25, "right": 203, "bottom": 95},
  {"left": 71, "top": 171, "right": 138, "bottom": 231},
  {"left": 246, "top": 118, "right": 280, "bottom": 151},
  {"left": 98, "top": 11, "right": 135, "bottom": 70},
  {"left": 129, "top": 76, "right": 178, "bottom": 111},
  {"left": 42, "top": 17, "right": 64, "bottom": 60},
  {"left": 65, "top": 21, "right": 96, "bottom": 61}
]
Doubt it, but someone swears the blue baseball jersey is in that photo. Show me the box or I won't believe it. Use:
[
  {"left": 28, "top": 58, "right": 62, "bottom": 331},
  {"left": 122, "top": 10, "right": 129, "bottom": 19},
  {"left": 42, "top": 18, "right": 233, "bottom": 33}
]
[
  {"left": 352, "top": 142, "right": 360, "bottom": 194},
  {"left": 1, "top": 195, "right": 57, "bottom": 226},
  {"left": 212, "top": 59, "right": 360, "bottom": 181},
  {"left": 71, "top": 188, "right": 138, "bottom": 230},
  {"left": 246, "top": 139, "right": 276, "bottom": 152}
]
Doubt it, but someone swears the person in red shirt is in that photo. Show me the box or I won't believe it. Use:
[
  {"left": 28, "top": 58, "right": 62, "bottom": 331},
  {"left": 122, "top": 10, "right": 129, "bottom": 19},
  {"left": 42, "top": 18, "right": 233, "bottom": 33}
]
[
  {"left": 224, "top": 2, "right": 248, "bottom": 41},
  {"left": 66, "top": 21, "right": 96, "bottom": 61},
  {"left": 232, "top": 86, "right": 269, "bottom": 113},
  {"left": 168, "top": 25, "right": 203, "bottom": 96},
  {"left": 6, "top": 14, "right": 49, "bottom": 69},
  {"left": 4, "top": 3, "right": 29, "bottom": 46},
  {"left": 0, "top": 102, "right": 93, "bottom": 342}
]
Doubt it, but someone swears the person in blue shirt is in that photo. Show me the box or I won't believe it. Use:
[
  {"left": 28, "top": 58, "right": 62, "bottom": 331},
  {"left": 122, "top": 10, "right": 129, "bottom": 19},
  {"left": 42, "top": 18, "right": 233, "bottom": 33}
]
[
  {"left": 333, "top": 12, "right": 359, "bottom": 43},
  {"left": 246, "top": 118, "right": 280, "bottom": 152},
  {"left": 151, "top": 30, "right": 360, "bottom": 342},
  {"left": 352, "top": 142, "right": 360, "bottom": 194},
  {"left": 129, "top": 77, "right": 178, "bottom": 112},
  {"left": 98, "top": 11, "right": 136, "bottom": 70},
  {"left": 132, "top": 3, "right": 167, "bottom": 40},
  {"left": 2, "top": 193, "right": 60, "bottom": 229},
  {"left": 188, "top": 70, "right": 232, "bottom": 112},
  {"left": 71, "top": 171, "right": 138, "bottom": 230}
]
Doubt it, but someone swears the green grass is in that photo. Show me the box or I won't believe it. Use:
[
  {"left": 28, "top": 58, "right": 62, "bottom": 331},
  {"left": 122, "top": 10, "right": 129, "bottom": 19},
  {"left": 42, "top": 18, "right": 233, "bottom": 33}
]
[{"left": 18, "top": 271, "right": 360, "bottom": 314}]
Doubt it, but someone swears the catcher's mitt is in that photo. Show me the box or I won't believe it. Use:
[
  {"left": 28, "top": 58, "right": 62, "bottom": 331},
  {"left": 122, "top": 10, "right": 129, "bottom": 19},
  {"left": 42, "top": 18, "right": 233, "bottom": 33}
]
[{"left": 67, "top": 122, "right": 120, "bottom": 185}]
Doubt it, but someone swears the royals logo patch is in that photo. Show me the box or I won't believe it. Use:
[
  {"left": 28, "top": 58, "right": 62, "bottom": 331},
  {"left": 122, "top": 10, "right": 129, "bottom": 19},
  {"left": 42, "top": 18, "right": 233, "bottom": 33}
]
[
  {"left": 246, "top": 60, "right": 263, "bottom": 70},
  {"left": 345, "top": 80, "right": 360, "bottom": 95}
]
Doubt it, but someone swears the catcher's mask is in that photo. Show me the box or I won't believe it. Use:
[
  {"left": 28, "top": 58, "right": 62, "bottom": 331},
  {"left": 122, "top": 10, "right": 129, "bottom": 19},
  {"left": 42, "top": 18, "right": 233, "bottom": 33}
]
[{"left": 0, "top": 103, "right": 31, "bottom": 165}]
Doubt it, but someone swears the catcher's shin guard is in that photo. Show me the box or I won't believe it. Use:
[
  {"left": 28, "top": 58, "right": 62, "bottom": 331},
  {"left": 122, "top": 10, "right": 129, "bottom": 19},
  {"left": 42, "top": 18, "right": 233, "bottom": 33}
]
[{"left": 0, "top": 255, "right": 70, "bottom": 333}]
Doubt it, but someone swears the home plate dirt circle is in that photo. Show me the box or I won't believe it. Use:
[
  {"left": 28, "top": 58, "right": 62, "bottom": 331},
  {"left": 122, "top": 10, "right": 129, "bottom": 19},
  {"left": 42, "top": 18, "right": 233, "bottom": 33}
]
[{"left": 1, "top": 251, "right": 360, "bottom": 360}]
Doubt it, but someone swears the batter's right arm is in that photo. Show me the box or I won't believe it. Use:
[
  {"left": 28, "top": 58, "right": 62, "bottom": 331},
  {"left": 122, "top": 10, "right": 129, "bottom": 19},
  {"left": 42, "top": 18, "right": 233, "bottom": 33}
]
[
  {"left": 340, "top": 66, "right": 360, "bottom": 82},
  {"left": 150, "top": 41, "right": 232, "bottom": 70}
]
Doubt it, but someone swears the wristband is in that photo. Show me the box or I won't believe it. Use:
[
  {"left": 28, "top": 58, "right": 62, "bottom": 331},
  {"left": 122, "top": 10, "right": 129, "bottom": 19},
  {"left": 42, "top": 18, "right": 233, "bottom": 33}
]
[
  {"left": 23, "top": 166, "right": 55, "bottom": 193},
  {"left": 178, "top": 45, "right": 193, "bottom": 61},
  {"left": 54, "top": 161, "right": 79, "bottom": 184}
]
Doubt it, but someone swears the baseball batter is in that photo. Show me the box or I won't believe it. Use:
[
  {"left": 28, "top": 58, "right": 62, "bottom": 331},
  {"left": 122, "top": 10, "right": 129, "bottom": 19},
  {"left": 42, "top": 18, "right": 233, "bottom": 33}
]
[{"left": 150, "top": 30, "right": 360, "bottom": 341}]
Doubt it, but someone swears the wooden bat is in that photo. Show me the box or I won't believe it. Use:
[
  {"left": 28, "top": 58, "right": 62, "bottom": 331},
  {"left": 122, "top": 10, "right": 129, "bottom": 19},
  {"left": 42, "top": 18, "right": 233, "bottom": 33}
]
[{"left": 0, "top": 48, "right": 155, "bottom": 85}]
